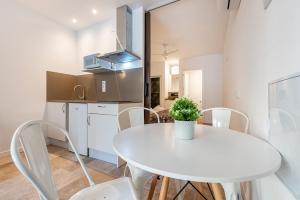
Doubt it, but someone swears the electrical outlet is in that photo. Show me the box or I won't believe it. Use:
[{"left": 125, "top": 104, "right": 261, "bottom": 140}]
[{"left": 102, "top": 81, "right": 106, "bottom": 93}]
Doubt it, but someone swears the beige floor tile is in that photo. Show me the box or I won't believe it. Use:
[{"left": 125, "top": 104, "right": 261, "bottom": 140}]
[{"left": 0, "top": 145, "right": 222, "bottom": 200}]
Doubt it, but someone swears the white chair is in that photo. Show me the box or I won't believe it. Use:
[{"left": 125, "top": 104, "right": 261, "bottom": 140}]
[
  {"left": 201, "top": 107, "right": 249, "bottom": 133},
  {"left": 201, "top": 107, "right": 250, "bottom": 200},
  {"left": 10, "top": 120, "right": 138, "bottom": 200},
  {"left": 117, "top": 107, "right": 160, "bottom": 200},
  {"left": 117, "top": 107, "right": 160, "bottom": 130}
]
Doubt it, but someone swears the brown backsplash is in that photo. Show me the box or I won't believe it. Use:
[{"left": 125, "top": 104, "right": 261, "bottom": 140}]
[
  {"left": 47, "top": 71, "right": 77, "bottom": 101},
  {"left": 76, "top": 74, "right": 97, "bottom": 101},
  {"left": 95, "top": 68, "right": 143, "bottom": 102},
  {"left": 47, "top": 68, "right": 143, "bottom": 102}
]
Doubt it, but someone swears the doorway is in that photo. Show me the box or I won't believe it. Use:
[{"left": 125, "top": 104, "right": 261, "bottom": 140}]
[
  {"left": 144, "top": 1, "right": 181, "bottom": 113},
  {"left": 184, "top": 69, "right": 203, "bottom": 109},
  {"left": 150, "top": 77, "right": 160, "bottom": 108}
]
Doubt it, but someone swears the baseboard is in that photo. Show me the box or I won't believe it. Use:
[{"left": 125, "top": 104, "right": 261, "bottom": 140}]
[
  {"left": 47, "top": 138, "right": 69, "bottom": 149},
  {"left": 89, "top": 149, "right": 118, "bottom": 165},
  {"left": 0, "top": 139, "right": 67, "bottom": 159}
]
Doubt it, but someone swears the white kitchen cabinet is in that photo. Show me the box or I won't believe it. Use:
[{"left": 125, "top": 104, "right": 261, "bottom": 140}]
[
  {"left": 88, "top": 114, "right": 117, "bottom": 155},
  {"left": 87, "top": 103, "right": 142, "bottom": 165},
  {"left": 47, "top": 102, "right": 67, "bottom": 141},
  {"left": 69, "top": 103, "right": 88, "bottom": 156}
]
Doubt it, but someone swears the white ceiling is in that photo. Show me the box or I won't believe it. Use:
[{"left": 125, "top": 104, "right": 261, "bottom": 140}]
[
  {"left": 15, "top": 0, "right": 176, "bottom": 30},
  {"left": 13, "top": 0, "right": 228, "bottom": 60},
  {"left": 151, "top": 0, "right": 229, "bottom": 62}
]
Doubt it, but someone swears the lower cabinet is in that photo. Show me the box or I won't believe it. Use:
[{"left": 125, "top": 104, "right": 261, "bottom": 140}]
[
  {"left": 87, "top": 102, "right": 142, "bottom": 166},
  {"left": 69, "top": 103, "right": 88, "bottom": 156},
  {"left": 88, "top": 113, "right": 118, "bottom": 155},
  {"left": 47, "top": 102, "right": 67, "bottom": 141},
  {"left": 47, "top": 102, "right": 142, "bottom": 166}
]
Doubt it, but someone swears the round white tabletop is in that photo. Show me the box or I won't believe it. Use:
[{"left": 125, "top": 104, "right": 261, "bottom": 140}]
[{"left": 113, "top": 123, "right": 281, "bottom": 183}]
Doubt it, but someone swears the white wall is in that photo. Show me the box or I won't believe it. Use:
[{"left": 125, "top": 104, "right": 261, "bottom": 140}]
[
  {"left": 223, "top": 0, "right": 300, "bottom": 199},
  {"left": 184, "top": 70, "right": 203, "bottom": 107},
  {"left": 76, "top": 18, "right": 116, "bottom": 68},
  {"left": 150, "top": 0, "right": 228, "bottom": 62},
  {"left": 0, "top": 3, "right": 145, "bottom": 153},
  {"left": 76, "top": 6, "right": 144, "bottom": 69},
  {"left": 180, "top": 54, "right": 223, "bottom": 112},
  {"left": 153, "top": 54, "right": 223, "bottom": 111},
  {"left": 0, "top": 0, "right": 78, "bottom": 153}
]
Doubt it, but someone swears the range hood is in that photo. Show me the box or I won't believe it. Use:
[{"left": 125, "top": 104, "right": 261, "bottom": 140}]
[
  {"left": 98, "top": 5, "right": 140, "bottom": 64},
  {"left": 83, "top": 5, "right": 141, "bottom": 73},
  {"left": 98, "top": 49, "right": 140, "bottom": 64}
]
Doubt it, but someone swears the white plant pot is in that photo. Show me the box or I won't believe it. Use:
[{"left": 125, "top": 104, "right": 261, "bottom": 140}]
[{"left": 174, "top": 120, "right": 195, "bottom": 140}]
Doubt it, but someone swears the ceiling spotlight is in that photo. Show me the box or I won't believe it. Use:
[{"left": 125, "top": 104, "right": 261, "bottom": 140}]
[
  {"left": 92, "top": 9, "right": 97, "bottom": 15},
  {"left": 72, "top": 18, "right": 77, "bottom": 24}
]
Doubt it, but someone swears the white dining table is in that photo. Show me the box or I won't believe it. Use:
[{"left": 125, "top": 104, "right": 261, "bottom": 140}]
[{"left": 113, "top": 123, "right": 281, "bottom": 200}]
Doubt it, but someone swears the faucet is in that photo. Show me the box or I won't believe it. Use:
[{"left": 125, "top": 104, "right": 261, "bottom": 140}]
[{"left": 73, "top": 84, "right": 85, "bottom": 100}]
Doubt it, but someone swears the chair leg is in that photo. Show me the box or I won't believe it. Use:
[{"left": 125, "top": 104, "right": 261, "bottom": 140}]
[
  {"left": 123, "top": 164, "right": 129, "bottom": 176},
  {"left": 147, "top": 175, "right": 159, "bottom": 200},
  {"left": 240, "top": 181, "right": 252, "bottom": 200},
  {"left": 128, "top": 164, "right": 153, "bottom": 199},
  {"left": 159, "top": 177, "right": 170, "bottom": 200}
]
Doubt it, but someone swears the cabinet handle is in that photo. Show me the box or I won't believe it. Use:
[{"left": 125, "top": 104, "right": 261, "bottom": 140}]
[
  {"left": 62, "top": 104, "right": 66, "bottom": 113},
  {"left": 97, "top": 105, "right": 105, "bottom": 108},
  {"left": 87, "top": 116, "right": 90, "bottom": 126}
]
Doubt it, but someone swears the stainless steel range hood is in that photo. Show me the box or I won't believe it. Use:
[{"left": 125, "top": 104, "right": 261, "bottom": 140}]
[
  {"left": 98, "top": 49, "right": 140, "bottom": 63},
  {"left": 83, "top": 5, "right": 141, "bottom": 73},
  {"left": 97, "top": 5, "right": 140, "bottom": 64}
]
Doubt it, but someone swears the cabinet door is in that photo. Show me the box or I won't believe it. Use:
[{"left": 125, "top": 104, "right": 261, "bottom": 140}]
[
  {"left": 69, "top": 104, "right": 88, "bottom": 155},
  {"left": 47, "top": 102, "right": 66, "bottom": 141},
  {"left": 88, "top": 114, "right": 118, "bottom": 154}
]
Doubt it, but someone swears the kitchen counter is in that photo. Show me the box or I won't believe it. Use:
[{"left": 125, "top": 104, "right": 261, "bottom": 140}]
[
  {"left": 47, "top": 100, "right": 142, "bottom": 104},
  {"left": 48, "top": 100, "right": 97, "bottom": 103}
]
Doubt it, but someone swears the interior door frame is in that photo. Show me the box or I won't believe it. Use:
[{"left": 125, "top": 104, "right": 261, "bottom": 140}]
[
  {"left": 144, "top": 11, "right": 151, "bottom": 123},
  {"left": 144, "top": 1, "right": 181, "bottom": 123}
]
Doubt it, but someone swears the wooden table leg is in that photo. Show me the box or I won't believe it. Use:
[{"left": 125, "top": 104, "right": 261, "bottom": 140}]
[
  {"left": 147, "top": 175, "right": 159, "bottom": 200},
  {"left": 211, "top": 183, "right": 225, "bottom": 200},
  {"left": 159, "top": 177, "right": 170, "bottom": 200}
]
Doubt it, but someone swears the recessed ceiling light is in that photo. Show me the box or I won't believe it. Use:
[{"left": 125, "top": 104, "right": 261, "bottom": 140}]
[
  {"left": 92, "top": 9, "right": 97, "bottom": 15},
  {"left": 72, "top": 18, "right": 77, "bottom": 24}
]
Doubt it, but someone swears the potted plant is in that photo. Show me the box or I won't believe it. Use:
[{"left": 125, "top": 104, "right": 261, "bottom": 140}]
[{"left": 169, "top": 97, "right": 200, "bottom": 140}]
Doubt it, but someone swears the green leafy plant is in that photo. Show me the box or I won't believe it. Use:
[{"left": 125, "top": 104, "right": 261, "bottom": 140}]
[{"left": 169, "top": 97, "right": 200, "bottom": 121}]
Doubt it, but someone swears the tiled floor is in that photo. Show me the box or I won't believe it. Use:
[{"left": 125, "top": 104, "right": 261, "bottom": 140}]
[{"left": 0, "top": 145, "right": 221, "bottom": 200}]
